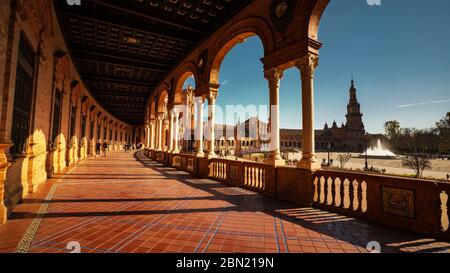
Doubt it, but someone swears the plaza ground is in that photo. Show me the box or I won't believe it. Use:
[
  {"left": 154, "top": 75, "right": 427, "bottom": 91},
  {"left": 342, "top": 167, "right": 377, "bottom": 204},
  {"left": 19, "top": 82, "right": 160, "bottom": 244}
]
[
  {"left": 0, "top": 151, "right": 449, "bottom": 253},
  {"left": 284, "top": 152, "right": 450, "bottom": 180}
]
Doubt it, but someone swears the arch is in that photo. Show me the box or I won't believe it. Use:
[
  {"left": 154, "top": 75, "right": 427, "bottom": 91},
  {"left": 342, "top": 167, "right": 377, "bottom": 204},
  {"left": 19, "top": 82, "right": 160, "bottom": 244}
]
[
  {"left": 174, "top": 62, "right": 198, "bottom": 105},
  {"left": 157, "top": 89, "right": 169, "bottom": 114},
  {"left": 208, "top": 17, "right": 275, "bottom": 85},
  {"left": 308, "top": 0, "right": 330, "bottom": 41}
]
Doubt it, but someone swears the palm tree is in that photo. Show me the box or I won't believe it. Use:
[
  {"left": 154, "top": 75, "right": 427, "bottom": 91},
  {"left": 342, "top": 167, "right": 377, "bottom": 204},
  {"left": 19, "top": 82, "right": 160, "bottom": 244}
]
[{"left": 402, "top": 155, "right": 432, "bottom": 178}]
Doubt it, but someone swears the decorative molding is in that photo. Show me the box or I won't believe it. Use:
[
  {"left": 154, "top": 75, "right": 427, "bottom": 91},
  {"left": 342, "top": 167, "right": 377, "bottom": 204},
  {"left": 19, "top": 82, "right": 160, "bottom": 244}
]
[{"left": 270, "top": 0, "right": 297, "bottom": 33}]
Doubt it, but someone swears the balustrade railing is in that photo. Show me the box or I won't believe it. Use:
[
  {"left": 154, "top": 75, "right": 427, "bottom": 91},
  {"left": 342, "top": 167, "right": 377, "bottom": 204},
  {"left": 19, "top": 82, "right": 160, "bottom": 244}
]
[
  {"left": 314, "top": 171, "right": 367, "bottom": 218},
  {"left": 243, "top": 163, "right": 266, "bottom": 191},
  {"left": 145, "top": 149, "right": 450, "bottom": 240},
  {"left": 209, "top": 159, "right": 227, "bottom": 180}
]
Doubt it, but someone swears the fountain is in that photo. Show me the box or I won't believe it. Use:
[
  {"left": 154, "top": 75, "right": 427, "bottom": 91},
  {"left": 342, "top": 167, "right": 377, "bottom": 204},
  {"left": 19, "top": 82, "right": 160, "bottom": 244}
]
[{"left": 360, "top": 139, "right": 397, "bottom": 158}]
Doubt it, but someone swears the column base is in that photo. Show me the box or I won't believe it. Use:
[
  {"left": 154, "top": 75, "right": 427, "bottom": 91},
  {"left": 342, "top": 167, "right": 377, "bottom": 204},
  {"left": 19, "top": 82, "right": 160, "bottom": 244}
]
[
  {"left": 297, "top": 158, "right": 321, "bottom": 170},
  {"left": 196, "top": 151, "right": 205, "bottom": 158},
  {"left": 264, "top": 158, "right": 286, "bottom": 166},
  {"left": 206, "top": 151, "right": 217, "bottom": 159}
]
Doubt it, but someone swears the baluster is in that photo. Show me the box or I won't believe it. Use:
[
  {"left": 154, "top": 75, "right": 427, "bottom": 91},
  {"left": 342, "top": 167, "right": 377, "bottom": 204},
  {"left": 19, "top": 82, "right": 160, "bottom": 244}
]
[
  {"left": 256, "top": 167, "right": 260, "bottom": 189},
  {"left": 440, "top": 191, "right": 449, "bottom": 232},
  {"left": 255, "top": 167, "right": 260, "bottom": 189},
  {"left": 261, "top": 169, "right": 265, "bottom": 190},
  {"left": 331, "top": 178, "right": 336, "bottom": 206},
  {"left": 252, "top": 167, "right": 256, "bottom": 188},
  {"left": 223, "top": 163, "right": 226, "bottom": 179},
  {"left": 244, "top": 166, "right": 248, "bottom": 185},
  {"left": 353, "top": 181, "right": 360, "bottom": 211},
  {"left": 253, "top": 167, "right": 257, "bottom": 188},
  {"left": 216, "top": 162, "right": 218, "bottom": 178},
  {"left": 323, "top": 177, "right": 330, "bottom": 205},
  {"left": 259, "top": 168, "right": 263, "bottom": 189},
  {"left": 348, "top": 180, "right": 355, "bottom": 210},
  {"left": 313, "top": 177, "right": 319, "bottom": 203},
  {"left": 340, "top": 178, "right": 345, "bottom": 208},
  {"left": 248, "top": 167, "right": 251, "bottom": 186},
  {"left": 319, "top": 177, "right": 325, "bottom": 204},
  {"left": 361, "top": 181, "right": 367, "bottom": 213}
]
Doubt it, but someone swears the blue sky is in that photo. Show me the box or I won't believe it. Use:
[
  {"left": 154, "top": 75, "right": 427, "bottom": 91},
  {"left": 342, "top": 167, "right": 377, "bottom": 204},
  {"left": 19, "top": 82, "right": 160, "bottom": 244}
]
[{"left": 185, "top": 0, "right": 450, "bottom": 133}]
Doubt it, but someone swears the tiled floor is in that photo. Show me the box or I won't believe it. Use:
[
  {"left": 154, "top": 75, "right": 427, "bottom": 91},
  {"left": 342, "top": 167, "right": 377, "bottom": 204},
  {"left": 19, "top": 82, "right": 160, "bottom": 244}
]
[{"left": 0, "top": 151, "right": 449, "bottom": 253}]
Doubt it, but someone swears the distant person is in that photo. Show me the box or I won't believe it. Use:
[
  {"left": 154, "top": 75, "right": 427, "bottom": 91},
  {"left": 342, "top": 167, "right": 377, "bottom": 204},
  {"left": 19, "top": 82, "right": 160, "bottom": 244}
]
[
  {"left": 95, "top": 141, "right": 101, "bottom": 156},
  {"left": 102, "top": 141, "right": 109, "bottom": 157}
]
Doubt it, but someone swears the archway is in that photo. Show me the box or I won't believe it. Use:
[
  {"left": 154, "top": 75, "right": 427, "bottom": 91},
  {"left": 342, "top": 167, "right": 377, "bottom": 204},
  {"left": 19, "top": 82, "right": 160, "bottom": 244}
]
[{"left": 210, "top": 35, "right": 267, "bottom": 159}]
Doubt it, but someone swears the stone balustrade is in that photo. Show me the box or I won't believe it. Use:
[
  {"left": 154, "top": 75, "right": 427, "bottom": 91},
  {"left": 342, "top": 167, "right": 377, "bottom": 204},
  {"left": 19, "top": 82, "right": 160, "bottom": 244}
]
[{"left": 145, "top": 150, "right": 450, "bottom": 241}]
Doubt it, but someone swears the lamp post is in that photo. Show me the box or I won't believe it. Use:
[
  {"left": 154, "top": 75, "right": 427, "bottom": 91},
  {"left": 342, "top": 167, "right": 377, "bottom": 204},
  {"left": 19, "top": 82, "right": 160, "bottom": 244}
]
[{"left": 327, "top": 142, "right": 331, "bottom": 167}]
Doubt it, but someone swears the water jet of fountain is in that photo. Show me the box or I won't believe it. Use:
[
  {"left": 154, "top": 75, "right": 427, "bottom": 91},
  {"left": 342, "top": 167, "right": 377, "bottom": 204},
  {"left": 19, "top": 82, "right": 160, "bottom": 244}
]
[{"left": 360, "top": 139, "right": 397, "bottom": 158}]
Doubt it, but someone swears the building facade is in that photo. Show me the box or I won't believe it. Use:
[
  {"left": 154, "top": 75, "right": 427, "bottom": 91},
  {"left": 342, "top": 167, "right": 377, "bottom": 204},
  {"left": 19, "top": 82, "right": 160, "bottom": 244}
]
[{"left": 315, "top": 80, "right": 366, "bottom": 152}]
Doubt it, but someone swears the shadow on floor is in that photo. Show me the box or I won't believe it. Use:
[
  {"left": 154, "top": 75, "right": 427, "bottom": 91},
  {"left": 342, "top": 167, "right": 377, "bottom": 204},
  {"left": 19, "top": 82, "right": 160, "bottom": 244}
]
[{"left": 12, "top": 151, "right": 450, "bottom": 253}]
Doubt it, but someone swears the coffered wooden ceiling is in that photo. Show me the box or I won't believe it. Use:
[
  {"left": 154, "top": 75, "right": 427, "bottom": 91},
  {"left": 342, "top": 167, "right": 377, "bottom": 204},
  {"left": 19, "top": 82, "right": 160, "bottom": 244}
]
[{"left": 55, "top": 0, "right": 252, "bottom": 125}]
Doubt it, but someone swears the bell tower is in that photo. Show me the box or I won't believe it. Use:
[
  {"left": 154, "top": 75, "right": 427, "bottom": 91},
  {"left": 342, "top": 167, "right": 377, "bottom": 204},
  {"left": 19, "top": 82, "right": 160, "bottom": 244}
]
[{"left": 345, "top": 79, "right": 365, "bottom": 133}]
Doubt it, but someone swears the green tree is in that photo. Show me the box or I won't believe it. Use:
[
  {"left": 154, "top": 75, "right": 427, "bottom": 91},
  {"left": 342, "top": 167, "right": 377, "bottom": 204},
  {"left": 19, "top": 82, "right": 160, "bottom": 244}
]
[
  {"left": 384, "top": 120, "right": 401, "bottom": 140},
  {"left": 435, "top": 112, "right": 450, "bottom": 151}
]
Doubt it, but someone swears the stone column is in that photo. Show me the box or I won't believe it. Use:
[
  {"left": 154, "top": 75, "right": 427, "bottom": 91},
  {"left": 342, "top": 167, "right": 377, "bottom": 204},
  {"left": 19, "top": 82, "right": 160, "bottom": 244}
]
[
  {"left": 296, "top": 53, "right": 321, "bottom": 170},
  {"left": 206, "top": 91, "right": 218, "bottom": 158},
  {"left": 264, "top": 68, "right": 285, "bottom": 166},
  {"left": 195, "top": 96, "right": 205, "bottom": 157},
  {"left": 157, "top": 114, "right": 163, "bottom": 151},
  {"left": 168, "top": 111, "right": 174, "bottom": 153},
  {"left": 145, "top": 125, "right": 150, "bottom": 148},
  {"left": 173, "top": 108, "right": 180, "bottom": 154},
  {"left": 150, "top": 120, "right": 156, "bottom": 149},
  {"left": 0, "top": 144, "right": 12, "bottom": 224}
]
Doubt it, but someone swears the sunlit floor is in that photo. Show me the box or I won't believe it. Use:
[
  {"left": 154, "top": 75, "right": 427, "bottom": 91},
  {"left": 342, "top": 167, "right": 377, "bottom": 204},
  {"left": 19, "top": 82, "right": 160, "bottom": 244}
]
[{"left": 0, "top": 151, "right": 449, "bottom": 253}]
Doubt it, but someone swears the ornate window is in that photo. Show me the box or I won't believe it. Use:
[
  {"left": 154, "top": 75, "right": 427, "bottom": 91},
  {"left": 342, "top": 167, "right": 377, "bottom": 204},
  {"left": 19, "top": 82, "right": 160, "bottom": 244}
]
[
  {"left": 51, "top": 89, "right": 63, "bottom": 147},
  {"left": 10, "top": 34, "right": 36, "bottom": 157}
]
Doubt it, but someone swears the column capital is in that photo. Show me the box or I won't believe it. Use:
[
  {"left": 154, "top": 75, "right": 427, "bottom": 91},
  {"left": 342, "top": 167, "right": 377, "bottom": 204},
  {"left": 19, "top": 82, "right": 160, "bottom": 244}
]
[
  {"left": 207, "top": 90, "right": 218, "bottom": 104},
  {"left": 295, "top": 53, "right": 319, "bottom": 79},
  {"left": 195, "top": 96, "right": 205, "bottom": 104},
  {"left": 264, "top": 68, "right": 284, "bottom": 81},
  {"left": 157, "top": 113, "right": 165, "bottom": 120}
]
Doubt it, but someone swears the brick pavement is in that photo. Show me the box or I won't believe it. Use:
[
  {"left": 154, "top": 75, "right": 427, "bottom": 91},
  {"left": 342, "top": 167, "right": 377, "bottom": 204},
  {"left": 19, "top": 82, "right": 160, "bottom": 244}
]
[{"left": 0, "top": 151, "right": 449, "bottom": 253}]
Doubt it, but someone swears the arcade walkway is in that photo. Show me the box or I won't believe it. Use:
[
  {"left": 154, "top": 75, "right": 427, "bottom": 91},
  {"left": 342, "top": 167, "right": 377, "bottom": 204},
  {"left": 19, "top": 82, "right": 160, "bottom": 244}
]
[{"left": 0, "top": 151, "right": 449, "bottom": 253}]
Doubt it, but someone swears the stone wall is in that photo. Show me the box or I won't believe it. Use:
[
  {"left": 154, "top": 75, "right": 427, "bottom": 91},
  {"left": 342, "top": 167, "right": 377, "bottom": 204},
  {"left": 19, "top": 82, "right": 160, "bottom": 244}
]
[{"left": 0, "top": 0, "right": 132, "bottom": 224}]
